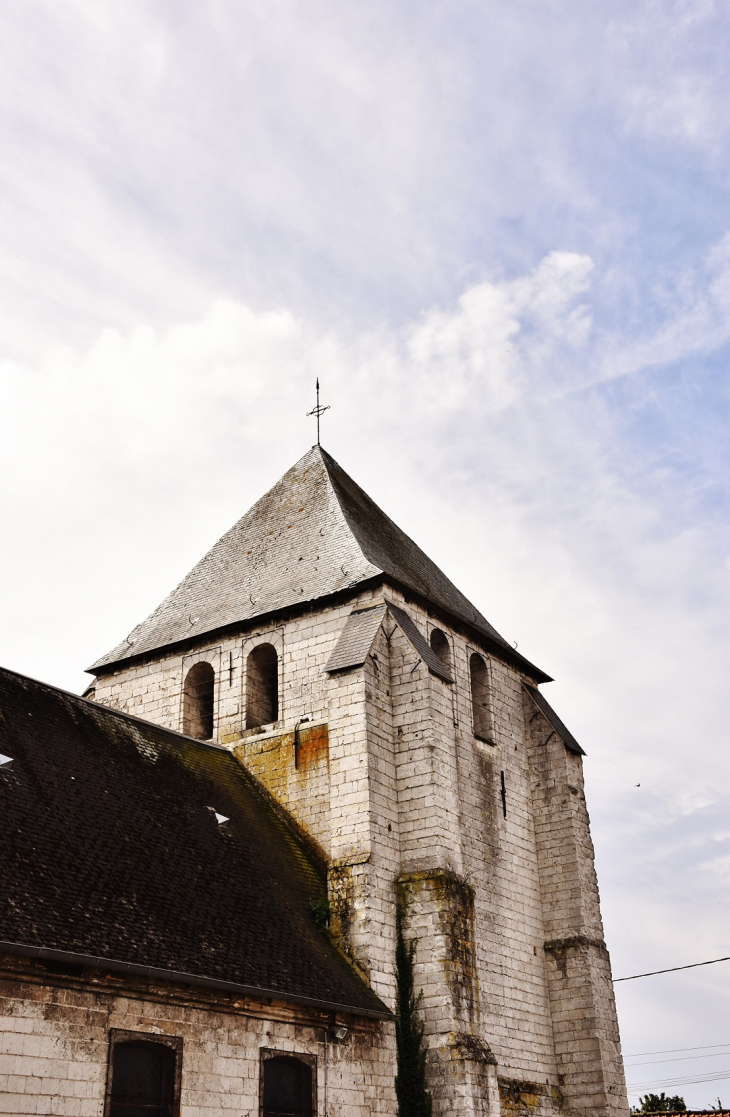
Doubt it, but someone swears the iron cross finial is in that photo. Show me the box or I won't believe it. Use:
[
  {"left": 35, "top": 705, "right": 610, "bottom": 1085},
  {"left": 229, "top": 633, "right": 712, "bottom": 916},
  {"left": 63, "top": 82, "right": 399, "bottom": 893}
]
[{"left": 306, "top": 378, "right": 330, "bottom": 445}]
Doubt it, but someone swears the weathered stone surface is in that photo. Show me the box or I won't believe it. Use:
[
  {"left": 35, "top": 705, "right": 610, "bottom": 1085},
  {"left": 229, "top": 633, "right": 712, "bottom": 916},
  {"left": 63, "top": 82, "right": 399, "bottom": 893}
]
[
  {"left": 82, "top": 450, "right": 628, "bottom": 1116},
  {"left": 91, "top": 582, "right": 628, "bottom": 1115},
  {"left": 0, "top": 959, "right": 396, "bottom": 1117}
]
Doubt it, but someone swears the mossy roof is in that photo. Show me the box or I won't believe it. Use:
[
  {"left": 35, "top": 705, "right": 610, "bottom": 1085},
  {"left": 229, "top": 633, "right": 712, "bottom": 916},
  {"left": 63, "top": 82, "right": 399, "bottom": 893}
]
[{"left": 0, "top": 666, "right": 387, "bottom": 1016}]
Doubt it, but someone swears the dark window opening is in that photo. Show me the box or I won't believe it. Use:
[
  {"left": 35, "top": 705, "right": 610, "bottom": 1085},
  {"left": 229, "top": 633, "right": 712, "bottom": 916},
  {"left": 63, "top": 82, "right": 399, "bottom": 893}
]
[
  {"left": 262, "top": 1055, "right": 313, "bottom": 1117},
  {"left": 246, "top": 643, "right": 279, "bottom": 729},
  {"left": 470, "top": 652, "right": 491, "bottom": 742},
  {"left": 429, "top": 628, "right": 451, "bottom": 672},
  {"left": 183, "top": 661, "right": 215, "bottom": 739},
  {"left": 108, "top": 1039, "right": 177, "bottom": 1117}
]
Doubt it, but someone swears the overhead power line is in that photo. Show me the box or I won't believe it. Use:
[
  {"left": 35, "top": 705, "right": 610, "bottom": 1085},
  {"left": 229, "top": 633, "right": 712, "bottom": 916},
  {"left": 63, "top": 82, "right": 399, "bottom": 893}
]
[
  {"left": 614, "top": 954, "right": 730, "bottom": 982},
  {"left": 627, "top": 1050, "right": 730, "bottom": 1069},
  {"left": 625, "top": 1042, "right": 730, "bottom": 1059},
  {"left": 628, "top": 1068, "right": 730, "bottom": 1093}
]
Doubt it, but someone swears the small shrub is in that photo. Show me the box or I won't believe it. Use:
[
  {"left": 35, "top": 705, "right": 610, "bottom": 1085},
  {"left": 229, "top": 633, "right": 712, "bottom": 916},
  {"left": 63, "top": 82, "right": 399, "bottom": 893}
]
[
  {"left": 308, "top": 896, "right": 330, "bottom": 931},
  {"left": 631, "top": 1092, "right": 686, "bottom": 1113}
]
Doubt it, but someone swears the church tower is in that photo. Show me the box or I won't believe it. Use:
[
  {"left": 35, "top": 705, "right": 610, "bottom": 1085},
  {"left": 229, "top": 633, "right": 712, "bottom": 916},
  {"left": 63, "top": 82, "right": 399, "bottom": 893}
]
[{"left": 88, "top": 445, "right": 629, "bottom": 1117}]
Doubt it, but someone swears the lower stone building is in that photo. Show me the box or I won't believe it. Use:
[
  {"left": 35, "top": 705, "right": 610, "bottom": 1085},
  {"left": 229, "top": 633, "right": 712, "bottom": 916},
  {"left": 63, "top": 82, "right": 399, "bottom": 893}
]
[
  {"left": 0, "top": 667, "right": 393, "bottom": 1117},
  {"left": 0, "top": 444, "right": 629, "bottom": 1115}
]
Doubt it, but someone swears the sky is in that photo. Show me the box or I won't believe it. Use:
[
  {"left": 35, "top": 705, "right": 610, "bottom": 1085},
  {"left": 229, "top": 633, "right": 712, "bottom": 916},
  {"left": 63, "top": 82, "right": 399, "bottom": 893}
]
[{"left": 1, "top": 0, "right": 729, "bottom": 1106}]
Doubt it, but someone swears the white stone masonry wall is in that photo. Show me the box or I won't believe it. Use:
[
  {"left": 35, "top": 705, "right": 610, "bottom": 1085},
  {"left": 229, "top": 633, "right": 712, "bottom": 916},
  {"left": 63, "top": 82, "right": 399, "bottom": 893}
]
[
  {"left": 384, "top": 593, "right": 561, "bottom": 1115},
  {"left": 0, "top": 966, "right": 396, "bottom": 1117},
  {"left": 528, "top": 703, "right": 629, "bottom": 1116},
  {"left": 91, "top": 583, "right": 628, "bottom": 1116},
  {"left": 92, "top": 593, "right": 381, "bottom": 744},
  {"left": 390, "top": 595, "right": 559, "bottom": 1088}
]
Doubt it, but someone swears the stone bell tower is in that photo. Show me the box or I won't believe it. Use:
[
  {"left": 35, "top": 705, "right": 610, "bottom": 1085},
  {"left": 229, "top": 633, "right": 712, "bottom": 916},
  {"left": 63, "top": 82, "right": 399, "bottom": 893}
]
[{"left": 88, "top": 444, "right": 629, "bottom": 1117}]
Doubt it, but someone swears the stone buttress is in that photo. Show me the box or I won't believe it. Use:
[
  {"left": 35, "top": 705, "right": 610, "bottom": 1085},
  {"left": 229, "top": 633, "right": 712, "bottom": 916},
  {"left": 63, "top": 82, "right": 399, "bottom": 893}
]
[{"left": 525, "top": 687, "right": 627, "bottom": 1114}]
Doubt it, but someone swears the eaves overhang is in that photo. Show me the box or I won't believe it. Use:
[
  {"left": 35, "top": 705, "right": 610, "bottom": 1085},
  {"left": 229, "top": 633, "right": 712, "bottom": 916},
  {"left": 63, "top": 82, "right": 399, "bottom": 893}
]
[
  {"left": 89, "top": 572, "right": 551, "bottom": 686},
  {"left": 0, "top": 940, "right": 393, "bottom": 1020},
  {"left": 523, "top": 683, "right": 585, "bottom": 755},
  {"left": 383, "top": 577, "right": 552, "bottom": 685},
  {"left": 87, "top": 575, "right": 386, "bottom": 677}
]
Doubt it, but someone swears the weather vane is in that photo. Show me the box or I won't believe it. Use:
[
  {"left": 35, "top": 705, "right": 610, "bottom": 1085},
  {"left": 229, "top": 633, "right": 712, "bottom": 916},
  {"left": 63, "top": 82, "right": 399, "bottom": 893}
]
[{"left": 306, "top": 378, "right": 330, "bottom": 445}]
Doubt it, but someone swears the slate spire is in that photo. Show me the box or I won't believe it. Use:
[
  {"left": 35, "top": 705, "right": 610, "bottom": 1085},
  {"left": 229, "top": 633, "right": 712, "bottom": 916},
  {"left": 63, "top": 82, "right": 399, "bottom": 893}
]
[{"left": 90, "top": 446, "right": 542, "bottom": 677}]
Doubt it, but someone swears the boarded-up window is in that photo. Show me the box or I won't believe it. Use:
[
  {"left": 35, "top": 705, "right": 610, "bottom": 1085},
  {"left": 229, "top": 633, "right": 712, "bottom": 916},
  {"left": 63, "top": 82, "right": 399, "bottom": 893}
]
[
  {"left": 470, "top": 652, "right": 491, "bottom": 741},
  {"left": 246, "top": 643, "right": 278, "bottom": 729},
  {"left": 108, "top": 1039, "right": 178, "bottom": 1117},
  {"left": 183, "top": 662, "right": 215, "bottom": 739},
  {"left": 429, "top": 628, "right": 451, "bottom": 673},
  {"left": 262, "top": 1055, "right": 313, "bottom": 1117}
]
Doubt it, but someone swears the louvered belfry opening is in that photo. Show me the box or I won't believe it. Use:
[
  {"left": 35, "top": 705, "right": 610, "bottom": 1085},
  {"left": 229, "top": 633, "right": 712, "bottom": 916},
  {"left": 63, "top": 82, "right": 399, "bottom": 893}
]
[
  {"left": 262, "top": 1056, "right": 313, "bottom": 1117},
  {"left": 246, "top": 643, "right": 279, "bottom": 729},
  {"left": 429, "top": 628, "right": 451, "bottom": 673},
  {"left": 182, "top": 661, "right": 215, "bottom": 740},
  {"left": 108, "top": 1040, "right": 177, "bottom": 1117},
  {"left": 470, "top": 652, "right": 491, "bottom": 741}
]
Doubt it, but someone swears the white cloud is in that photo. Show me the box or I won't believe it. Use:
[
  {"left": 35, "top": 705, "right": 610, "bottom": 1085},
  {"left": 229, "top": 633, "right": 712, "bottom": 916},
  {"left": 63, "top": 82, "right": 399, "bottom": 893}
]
[
  {"left": 1, "top": 244, "right": 729, "bottom": 1114},
  {"left": 1, "top": 0, "right": 730, "bottom": 1103},
  {"left": 611, "top": 0, "right": 729, "bottom": 152}
]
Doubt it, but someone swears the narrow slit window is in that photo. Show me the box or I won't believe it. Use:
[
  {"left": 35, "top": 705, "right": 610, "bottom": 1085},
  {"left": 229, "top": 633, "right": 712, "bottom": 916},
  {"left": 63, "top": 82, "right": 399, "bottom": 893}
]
[
  {"left": 108, "top": 1039, "right": 178, "bottom": 1117},
  {"left": 470, "top": 652, "right": 491, "bottom": 742},
  {"left": 429, "top": 628, "right": 451, "bottom": 673},
  {"left": 262, "top": 1055, "right": 313, "bottom": 1117},
  {"left": 183, "top": 661, "right": 215, "bottom": 739},
  {"left": 246, "top": 643, "right": 279, "bottom": 729}
]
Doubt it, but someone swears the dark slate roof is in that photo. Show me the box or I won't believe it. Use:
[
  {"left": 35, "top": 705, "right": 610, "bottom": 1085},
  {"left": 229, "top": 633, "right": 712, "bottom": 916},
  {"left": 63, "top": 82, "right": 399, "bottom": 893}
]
[
  {"left": 385, "top": 603, "right": 453, "bottom": 683},
  {"left": 523, "top": 684, "right": 585, "bottom": 755},
  {"left": 320, "top": 450, "right": 512, "bottom": 656},
  {"left": 324, "top": 601, "right": 453, "bottom": 683},
  {"left": 0, "top": 666, "right": 387, "bottom": 1017},
  {"left": 325, "top": 603, "right": 388, "bottom": 673},
  {"left": 91, "top": 446, "right": 546, "bottom": 680}
]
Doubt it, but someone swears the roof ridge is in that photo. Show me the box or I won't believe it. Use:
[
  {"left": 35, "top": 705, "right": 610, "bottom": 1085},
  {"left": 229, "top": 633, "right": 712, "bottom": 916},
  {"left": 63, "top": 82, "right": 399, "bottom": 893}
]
[
  {"left": 318, "top": 447, "right": 548, "bottom": 676},
  {"left": 0, "top": 663, "right": 230, "bottom": 754}
]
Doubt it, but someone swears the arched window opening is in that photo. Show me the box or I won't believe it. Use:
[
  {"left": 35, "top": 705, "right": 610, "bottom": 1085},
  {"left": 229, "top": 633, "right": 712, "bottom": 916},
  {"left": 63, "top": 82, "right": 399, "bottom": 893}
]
[
  {"left": 183, "top": 661, "right": 215, "bottom": 740},
  {"left": 430, "top": 628, "right": 451, "bottom": 672},
  {"left": 109, "top": 1040, "right": 177, "bottom": 1117},
  {"left": 262, "top": 1055, "right": 313, "bottom": 1117},
  {"left": 470, "top": 653, "right": 491, "bottom": 742},
  {"left": 246, "top": 643, "right": 279, "bottom": 729}
]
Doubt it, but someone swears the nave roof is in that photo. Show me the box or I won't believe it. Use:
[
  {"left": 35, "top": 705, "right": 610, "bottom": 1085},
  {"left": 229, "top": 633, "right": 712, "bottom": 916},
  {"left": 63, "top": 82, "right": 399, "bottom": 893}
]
[{"left": 0, "top": 665, "right": 387, "bottom": 1017}]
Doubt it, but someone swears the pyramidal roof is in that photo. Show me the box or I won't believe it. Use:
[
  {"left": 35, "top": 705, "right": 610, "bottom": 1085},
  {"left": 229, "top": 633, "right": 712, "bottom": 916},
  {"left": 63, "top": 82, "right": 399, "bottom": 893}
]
[{"left": 91, "top": 445, "right": 545, "bottom": 678}]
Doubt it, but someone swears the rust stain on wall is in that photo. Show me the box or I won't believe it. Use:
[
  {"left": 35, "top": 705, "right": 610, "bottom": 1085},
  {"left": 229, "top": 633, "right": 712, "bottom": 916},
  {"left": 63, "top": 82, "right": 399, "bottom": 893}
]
[
  {"left": 294, "top": 722, "right": 329, "bottom": 771},
  {"left": 232, "top": 723, "right": 330, "bottom": 855}
]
